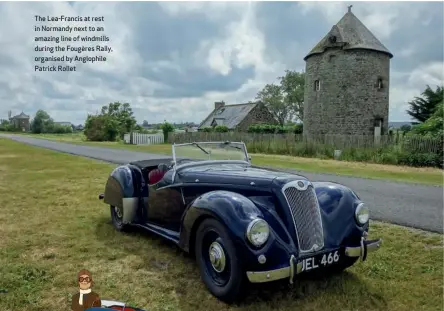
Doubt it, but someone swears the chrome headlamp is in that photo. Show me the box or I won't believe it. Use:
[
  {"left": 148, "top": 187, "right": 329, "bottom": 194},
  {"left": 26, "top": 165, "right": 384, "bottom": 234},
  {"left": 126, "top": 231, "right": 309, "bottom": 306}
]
[
  {"left": 246, "top": 219, "right": 270, "bottom": 247},
  {"left": 355, "top": 203, "right": 369, "bottom": 225}
]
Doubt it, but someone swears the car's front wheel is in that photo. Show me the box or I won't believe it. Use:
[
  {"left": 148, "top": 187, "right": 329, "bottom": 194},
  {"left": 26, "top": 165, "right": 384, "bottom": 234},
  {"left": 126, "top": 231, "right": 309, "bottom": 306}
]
[
  {"left": 110, "top": 205, "right": 129, "bottom": 231},
  {"left": 195, "top": 218, "right": 244, "bottom": 303}
]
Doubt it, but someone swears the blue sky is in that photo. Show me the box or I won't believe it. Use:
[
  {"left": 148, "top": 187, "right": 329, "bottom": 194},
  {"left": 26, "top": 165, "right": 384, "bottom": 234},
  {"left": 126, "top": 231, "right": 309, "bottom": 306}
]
[{"left": 0, "top": 1, "right": 442, "bottom": 125}]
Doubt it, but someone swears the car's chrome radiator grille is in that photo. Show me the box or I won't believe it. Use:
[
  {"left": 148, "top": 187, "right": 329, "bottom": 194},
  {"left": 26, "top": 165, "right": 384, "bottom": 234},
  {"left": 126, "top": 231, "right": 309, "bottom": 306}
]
[{"left": 282, "top": 182, "right": 324, "bottom": 253}]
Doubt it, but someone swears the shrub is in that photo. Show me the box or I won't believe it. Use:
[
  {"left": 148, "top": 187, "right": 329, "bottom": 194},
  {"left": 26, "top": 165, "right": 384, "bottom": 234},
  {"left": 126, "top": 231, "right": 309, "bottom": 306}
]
[
  {"left": 214, "top": 125, "right": 229, "bottom": 132},
  {"left": 84, "top": 114, "right": 119, "bottom": 141},
  {"left": 247, "top": 123, "right": 303, "bottom": 134},
  {"left": 200, "top": 127, "right": 213, "bottom": 132},
  {"left": 160, "top": 121, "right": 174, "bottom": 142}
]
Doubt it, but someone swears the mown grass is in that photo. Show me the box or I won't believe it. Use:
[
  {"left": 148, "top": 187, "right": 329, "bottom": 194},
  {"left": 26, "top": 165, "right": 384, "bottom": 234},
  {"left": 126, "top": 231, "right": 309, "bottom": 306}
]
[
  {"left": 17, "top": 132, "right": 444, "bottom": 186},
  {"left": 0, "top": 137, "right": 443, "bottom": 311}
]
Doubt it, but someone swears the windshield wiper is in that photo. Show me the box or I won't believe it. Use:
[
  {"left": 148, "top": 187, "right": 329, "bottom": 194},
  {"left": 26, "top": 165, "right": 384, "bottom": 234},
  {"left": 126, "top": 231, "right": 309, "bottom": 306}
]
[{"left": 193, "top": 142, "right": 209, "bottom": 154}]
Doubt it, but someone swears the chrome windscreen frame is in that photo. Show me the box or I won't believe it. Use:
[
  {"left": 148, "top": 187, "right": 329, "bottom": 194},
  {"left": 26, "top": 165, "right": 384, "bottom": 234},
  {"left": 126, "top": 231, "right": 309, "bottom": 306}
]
[{"left": 171, "top": 141, "right": 251, "bottom": 183}]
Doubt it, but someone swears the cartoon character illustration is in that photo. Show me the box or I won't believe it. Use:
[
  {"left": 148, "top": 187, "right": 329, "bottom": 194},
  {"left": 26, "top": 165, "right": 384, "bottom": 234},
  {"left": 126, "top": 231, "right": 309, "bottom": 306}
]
[{"left": 71, "top": 269, "right": 101, "bottom": 311}]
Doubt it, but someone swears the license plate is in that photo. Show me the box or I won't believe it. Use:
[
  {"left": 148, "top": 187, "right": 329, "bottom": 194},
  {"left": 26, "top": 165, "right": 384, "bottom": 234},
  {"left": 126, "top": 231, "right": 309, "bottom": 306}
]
[{"left": 299, "top": 250, "right": 340, "bottom": 272}]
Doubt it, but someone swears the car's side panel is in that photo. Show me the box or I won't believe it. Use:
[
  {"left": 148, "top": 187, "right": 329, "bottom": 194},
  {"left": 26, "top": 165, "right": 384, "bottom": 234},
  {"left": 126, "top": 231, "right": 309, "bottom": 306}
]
[
  {"left": 146, "top": 186, "right": 186, "bottom": 231},
  {"left": 179, "top": 190, "right": 298, "bottom": 272}
]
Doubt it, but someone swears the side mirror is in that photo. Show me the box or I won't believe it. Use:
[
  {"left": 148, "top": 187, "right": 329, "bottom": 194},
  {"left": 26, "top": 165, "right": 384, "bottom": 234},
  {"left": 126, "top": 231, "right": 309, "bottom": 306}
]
[{"left": 248, "top": 156, "right": 252, "bottom": 161}]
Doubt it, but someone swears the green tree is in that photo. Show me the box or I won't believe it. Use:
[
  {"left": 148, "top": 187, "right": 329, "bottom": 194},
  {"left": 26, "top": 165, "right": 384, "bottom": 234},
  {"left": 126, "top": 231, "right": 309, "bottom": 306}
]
[
  {"left": 406, "top": 85, "right": 443, "bottom": 123},
  {"left": 278, "top": 70, "right": 305, "bottom": 121},
  {"left": 410, "top": 100, "right": 443, "bottom": 137},
  {"left": 255, "top": 84, "right": 286, "bottom": 125},
  {"left": 84, "top": 114, "right": 119, "bottom": 141},
  {"left": 31, "top": 110, "right": 54, "bottom": 134},
  {"left": 100, "top": 102, "right": 137, "bottom": 138},
  {"left": 255, "top": 70, "right": 305, "bottom": 125},
  {"left": 160, "top": 121, "right": 174, "bottom": 143}
]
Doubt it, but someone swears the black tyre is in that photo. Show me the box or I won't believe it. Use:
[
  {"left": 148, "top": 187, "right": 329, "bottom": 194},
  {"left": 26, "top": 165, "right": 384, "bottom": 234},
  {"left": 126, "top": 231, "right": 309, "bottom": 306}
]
[
  {"left": 110, "top": 205, "right": 129, "bottom": 232},
  {"left": 195, "top": 218, "right": 244, "bottom": 303}
]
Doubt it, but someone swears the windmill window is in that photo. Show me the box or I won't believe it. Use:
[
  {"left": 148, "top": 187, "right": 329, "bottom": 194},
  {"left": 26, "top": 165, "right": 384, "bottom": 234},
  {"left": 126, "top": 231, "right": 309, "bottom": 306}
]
[
  {"left": 377, "top": 78, "right": 383, "bottom": 89},
  {"left": 314, "top": 80, "right": 320, "bottom": 91}
]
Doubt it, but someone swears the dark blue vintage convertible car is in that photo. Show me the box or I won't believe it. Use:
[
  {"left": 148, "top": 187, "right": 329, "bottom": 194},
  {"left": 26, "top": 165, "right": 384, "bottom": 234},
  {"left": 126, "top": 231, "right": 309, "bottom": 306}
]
[{"left": 99, "top": 141, "right": 381, "bottom": 302}]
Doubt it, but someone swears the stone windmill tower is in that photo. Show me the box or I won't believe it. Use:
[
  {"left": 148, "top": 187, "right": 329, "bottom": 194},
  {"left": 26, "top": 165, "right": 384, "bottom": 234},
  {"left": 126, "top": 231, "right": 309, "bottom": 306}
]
[{"left": 302, "top": 6, "right": 393, "bottom": 138}]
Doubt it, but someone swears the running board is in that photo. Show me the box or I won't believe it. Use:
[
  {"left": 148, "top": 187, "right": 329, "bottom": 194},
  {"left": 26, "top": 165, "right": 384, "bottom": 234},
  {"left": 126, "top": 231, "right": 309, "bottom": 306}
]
[{"left": 133, "top": 223, "right": 180, "bottom": 244}]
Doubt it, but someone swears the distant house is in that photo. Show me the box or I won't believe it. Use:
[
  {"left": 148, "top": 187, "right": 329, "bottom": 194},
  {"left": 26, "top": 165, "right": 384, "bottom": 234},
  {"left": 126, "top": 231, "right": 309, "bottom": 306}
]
[
  {"left": 75, "top": 124, "right": 84, "bottom": 131},
  {"left": 10, "top": 112, "right": 30, "bottom": 132},
  {"left": 198, "top": 101, "right": 277, "bottom": 132},
  {"left": 185, "top": 126, "right": 198, "bottom": 132},
  {"left": 55, "top": 121, "right": 72, "bottom": 127}
]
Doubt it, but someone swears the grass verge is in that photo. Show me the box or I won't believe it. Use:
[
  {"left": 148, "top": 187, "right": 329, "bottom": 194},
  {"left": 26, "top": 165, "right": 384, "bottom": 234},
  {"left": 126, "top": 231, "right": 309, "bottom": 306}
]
[
  {"left": 0, "top": 137, "right": 443, "bottom": 311},
  {"left": 16, "top": 133, "right": 444, "bottom": 186}
]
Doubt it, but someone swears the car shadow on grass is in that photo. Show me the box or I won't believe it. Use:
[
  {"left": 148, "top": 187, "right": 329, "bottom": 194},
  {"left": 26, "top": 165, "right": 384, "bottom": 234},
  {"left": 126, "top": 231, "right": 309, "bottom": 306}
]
[{"left": 93, "top": 216, "right": 386, "bottom": 310}]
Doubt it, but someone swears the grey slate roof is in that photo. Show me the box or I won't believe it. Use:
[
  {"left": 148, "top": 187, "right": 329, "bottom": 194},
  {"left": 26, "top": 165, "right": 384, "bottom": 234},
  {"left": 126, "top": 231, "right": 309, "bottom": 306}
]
[
  {"left": 304, "top": 10, "right": 393, "bottom": 60},
  {"left": 199, "top": 103, "right": 257, "bottom": 129},
  {"left": 11, "top": 112, "right": 30, "bottom": 119}
]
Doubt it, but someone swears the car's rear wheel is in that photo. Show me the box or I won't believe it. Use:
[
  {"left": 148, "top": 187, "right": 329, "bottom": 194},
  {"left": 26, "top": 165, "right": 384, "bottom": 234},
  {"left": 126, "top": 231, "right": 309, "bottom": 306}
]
[
  {"left": 195, "top": 218, "right": 244, "bottom": 303},
  {"left": 110, "top": 205, "right": 129, "bottom": 231}
]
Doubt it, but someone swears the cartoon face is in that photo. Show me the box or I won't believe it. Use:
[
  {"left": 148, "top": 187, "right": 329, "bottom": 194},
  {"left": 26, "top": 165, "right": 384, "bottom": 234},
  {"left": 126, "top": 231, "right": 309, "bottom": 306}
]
[{"left": 78, "top": 274, "right": 92, "bottom": 290}]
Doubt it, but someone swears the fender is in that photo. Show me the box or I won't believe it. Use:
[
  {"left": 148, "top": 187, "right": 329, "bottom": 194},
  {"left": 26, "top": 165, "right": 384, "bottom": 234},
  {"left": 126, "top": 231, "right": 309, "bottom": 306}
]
[
  {"left": 179, "top": 190, "right": 297, "bottom": 272},
  {"left": 103, "top": 164, "right": 148, "bottom": 224},
  {"left": 313, "top": 181, "right": 368, "bottom": 248}
]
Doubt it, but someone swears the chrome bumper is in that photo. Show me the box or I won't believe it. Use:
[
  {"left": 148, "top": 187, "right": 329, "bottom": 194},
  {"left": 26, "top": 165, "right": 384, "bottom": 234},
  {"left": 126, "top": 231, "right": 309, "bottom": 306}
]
[
  {"left": 246, "top": 238, "right": 382, "bottom": 284},
  {"left": 344, "top": 238, "right": 382, "bottom": 261}
]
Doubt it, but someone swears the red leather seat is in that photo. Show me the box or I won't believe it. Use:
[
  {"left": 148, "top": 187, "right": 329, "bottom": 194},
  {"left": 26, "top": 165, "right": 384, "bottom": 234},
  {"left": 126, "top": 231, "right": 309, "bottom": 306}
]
[{"left": 148, "top": 169, "right": 165, "bottom": 185}]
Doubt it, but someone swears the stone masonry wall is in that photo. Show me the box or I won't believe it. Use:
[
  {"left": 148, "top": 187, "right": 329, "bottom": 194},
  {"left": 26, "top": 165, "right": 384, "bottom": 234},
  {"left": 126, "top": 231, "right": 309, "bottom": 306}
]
[
  {"left": 303, "top": 48, "right": 390, "bottom": 137},
  {"left": 236, "top": 103, "right": 278, "bottom": 131}
]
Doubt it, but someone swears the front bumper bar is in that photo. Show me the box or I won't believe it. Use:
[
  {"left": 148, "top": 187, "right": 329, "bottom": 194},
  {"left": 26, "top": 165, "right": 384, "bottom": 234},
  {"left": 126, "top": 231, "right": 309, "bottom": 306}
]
[{"left": 246, "top": 238, "right": 382, "bottom": 283}]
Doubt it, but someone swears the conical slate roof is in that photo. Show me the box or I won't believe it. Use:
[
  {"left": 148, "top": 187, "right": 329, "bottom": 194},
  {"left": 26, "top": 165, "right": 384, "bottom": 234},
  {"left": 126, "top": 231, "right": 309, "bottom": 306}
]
[{"left": 304, "top": 8, "right": 393, "bottom": 60}]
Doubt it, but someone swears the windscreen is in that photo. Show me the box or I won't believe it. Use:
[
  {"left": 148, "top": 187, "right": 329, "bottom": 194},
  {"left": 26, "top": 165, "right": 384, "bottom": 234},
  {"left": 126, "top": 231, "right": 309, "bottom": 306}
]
[{"left": 173, "top": 142, "right": 248, "bottom": 163}]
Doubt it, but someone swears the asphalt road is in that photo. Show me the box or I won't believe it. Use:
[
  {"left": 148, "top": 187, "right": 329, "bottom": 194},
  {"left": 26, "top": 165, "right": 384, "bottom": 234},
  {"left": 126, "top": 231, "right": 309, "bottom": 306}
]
[{"left": 2, "top": 134, "right": 443, "bottom": 233}]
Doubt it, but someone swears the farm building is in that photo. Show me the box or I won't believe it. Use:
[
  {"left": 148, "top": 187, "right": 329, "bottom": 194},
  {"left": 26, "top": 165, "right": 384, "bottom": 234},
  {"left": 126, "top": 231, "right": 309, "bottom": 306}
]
[{"left": 198, "top": 101, "right": 277, "bottom": 132}]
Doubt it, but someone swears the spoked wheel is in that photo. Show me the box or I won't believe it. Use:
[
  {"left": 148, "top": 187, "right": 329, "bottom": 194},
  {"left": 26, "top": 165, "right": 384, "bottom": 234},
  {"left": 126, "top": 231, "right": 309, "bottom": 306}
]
[
  {"left": 195, "top": 218, "right": 244, "bottom": 303},
  {"left": 110, "top": 205, "right": 129, "bottom": 231}
]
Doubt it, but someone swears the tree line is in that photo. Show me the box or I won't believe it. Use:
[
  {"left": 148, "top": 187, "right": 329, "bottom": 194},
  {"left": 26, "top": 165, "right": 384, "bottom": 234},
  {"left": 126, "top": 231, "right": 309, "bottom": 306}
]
[{"left": 0, "top": 71, "right": 441, "bottom": 142}]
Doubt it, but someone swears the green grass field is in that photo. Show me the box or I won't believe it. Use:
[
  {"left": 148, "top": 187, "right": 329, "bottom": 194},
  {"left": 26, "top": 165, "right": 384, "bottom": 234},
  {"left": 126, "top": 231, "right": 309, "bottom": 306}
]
[
  {"left": 0, "top": 138, "right": 443, "bottom": 311},
  {"left": 17, "top": 133, "right": 444, "bottom": 186}
]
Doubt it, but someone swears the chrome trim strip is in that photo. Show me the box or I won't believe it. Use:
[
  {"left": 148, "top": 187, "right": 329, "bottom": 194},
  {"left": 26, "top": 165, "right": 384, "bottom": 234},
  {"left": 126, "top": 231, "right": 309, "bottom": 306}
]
[
  {"left": 289, "top": 254, "right": 295, "bottom": 284},
  {"left": 246, "top": 266, "right": 291, "bottom": 283},
  {"left": 281, "top": 180, "right": 325, "bottom": 254},
  {"left": 246, "top": 257, "right": 303, "bottom": 284},
  {"left": 345, "top": 239, "right": 382, "bottom": 258}
]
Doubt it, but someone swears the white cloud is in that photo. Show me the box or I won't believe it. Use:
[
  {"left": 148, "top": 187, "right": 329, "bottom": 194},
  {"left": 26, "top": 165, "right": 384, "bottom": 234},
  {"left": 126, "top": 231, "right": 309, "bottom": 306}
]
[{"left": 0, "top": 1, "right": 442, "bottom": 125}]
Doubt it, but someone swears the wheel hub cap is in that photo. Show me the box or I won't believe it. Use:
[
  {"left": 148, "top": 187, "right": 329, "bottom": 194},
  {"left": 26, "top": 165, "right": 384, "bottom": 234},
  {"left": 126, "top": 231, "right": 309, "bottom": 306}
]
[{"left": 209, "top": 242, "right": 226, "bottom": 272}]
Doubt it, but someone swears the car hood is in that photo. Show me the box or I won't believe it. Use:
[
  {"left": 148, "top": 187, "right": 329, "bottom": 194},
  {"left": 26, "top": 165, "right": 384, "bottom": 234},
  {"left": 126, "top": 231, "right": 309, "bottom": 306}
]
[{"left": 176, "top": 164, "right": 307, "bottom": 187}]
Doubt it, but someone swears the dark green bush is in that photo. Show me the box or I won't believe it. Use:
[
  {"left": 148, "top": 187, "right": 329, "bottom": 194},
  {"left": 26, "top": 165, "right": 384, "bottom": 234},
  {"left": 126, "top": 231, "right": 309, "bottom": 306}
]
[
  {"left": 214, "top": 125, "right": 229, "bottom": 132},
  {"left": 84, "top": 114, "right": 119, "bottom": 141},
  {"left": 200, "top": 127, "right": 213, "bottom": 132},
  {"left": 247, "top": 123, "right": 303, "bottom": 134}
]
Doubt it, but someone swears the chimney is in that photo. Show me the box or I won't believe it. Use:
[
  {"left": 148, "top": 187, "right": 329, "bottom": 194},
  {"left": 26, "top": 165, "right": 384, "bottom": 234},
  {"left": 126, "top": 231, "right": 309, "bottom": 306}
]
[
  {"left": 8, "top": 110, "right": 11, "bottom": 119},
  {"left": 214, "top": 101, "right": 225, "bottom": 110}
]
